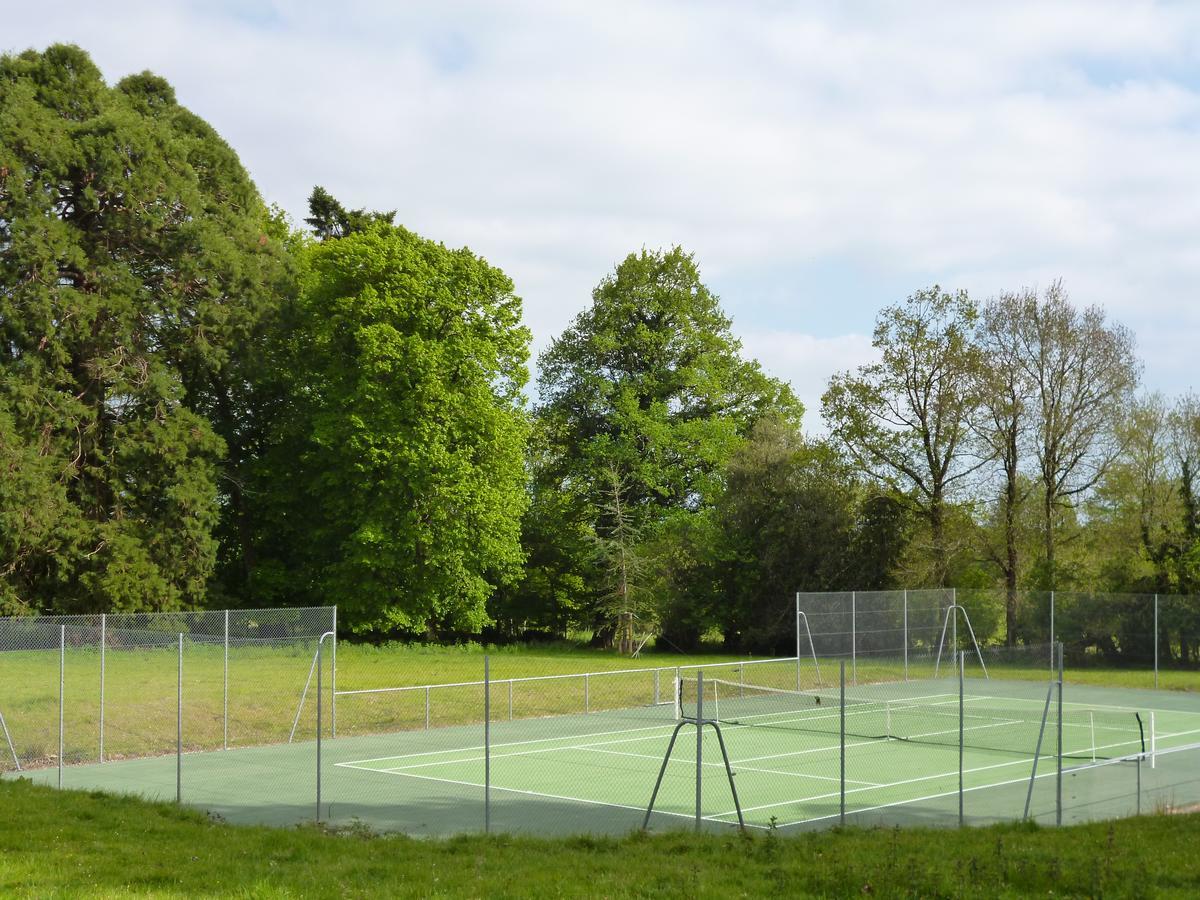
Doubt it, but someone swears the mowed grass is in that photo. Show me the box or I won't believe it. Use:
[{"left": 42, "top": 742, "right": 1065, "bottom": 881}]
[
  {"left": 3, "top": 639, "right": 1196, "bottom": 773},
  {"left": 2, "top": 778, "right": 1200, "bottom": 898},
  {"left": 0, "top": 641, "right": 790, "bottom": 769}
]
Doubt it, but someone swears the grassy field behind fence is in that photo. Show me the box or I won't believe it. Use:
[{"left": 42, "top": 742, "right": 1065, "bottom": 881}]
[
  {"left": 2, "top": 778, "right": 1200, "bottom": 898},
  {"left": 2, "top": 641, "right": 1198, "bottom": 772}
]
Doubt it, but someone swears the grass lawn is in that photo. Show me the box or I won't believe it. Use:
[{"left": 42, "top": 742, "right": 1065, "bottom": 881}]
[{"left": 2, "top": 777, "right": 1199, "bottom": 898}]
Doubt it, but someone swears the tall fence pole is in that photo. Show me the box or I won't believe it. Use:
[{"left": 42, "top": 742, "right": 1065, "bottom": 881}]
[
  {"left": 839, "top": 659, "right": 846, "bottom": 825},
  {"left": 315, "top": 630, "right": 334, "bottom": 823},
  {"left": 1049, "top": 591, "right": 1055, "bottom": 673},
  {"left": 903, "top": 590, "right": 908, "bottom": 682},
  {"left": 695, "top": 670, "right": 704, "bottom": 832},
  {"left": 177, "top": 633, "right": 183, "bottom": 804},
  {"left": 958, "top": 650, "right": 965, "bottom": 827},
  {"left": 99, "top": 613, "right": 106, "bottom": 763},
  {"left": 1056, "top": 642, "right": 1063, "bottom": 826},
  {"left": 1153, "top": 594, "right": 1159, "bottom": 690},
  {"left": 58, "top": 624, "right": 64, "bottom": 789},
  {"left": 795, "top": 592, "right": 801, "bottom": 692},
  {"left": 331, "top": 606, "right": 338, "bottom": 738},
  {"left": 952, "top": 589, "right": 958, "bottom": 675},
  {"left": 851, "top": 591, "right": 857, "bottom": 685},
  {"left": 484, "top": 654, "right": 491, "bottom": 834},
  {"left": 223, "top": 609, "right": 229, "bottom": 751}
]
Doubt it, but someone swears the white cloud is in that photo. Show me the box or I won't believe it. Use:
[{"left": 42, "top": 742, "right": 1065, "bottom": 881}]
[{"left": 6, "top": 1, "right": 1200, "bottom": 404}]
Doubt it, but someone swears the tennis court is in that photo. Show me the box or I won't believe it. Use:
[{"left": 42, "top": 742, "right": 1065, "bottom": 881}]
[{"left": 12, "top": 669, "right": 1200, "bottom": 836}]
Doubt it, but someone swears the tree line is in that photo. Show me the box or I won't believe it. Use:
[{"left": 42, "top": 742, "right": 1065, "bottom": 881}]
[{"left": 2, "top": 46, "right": 1197, "bottom": 656}]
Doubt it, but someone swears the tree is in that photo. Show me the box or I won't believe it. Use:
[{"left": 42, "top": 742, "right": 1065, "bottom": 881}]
[
  {"left": 304, "top": 186, "right": 395, "bottom": 241},
  {"left": 0, "top": 45, "right": 286, "bottom": 612},
  {"left": 823, "top": 287, "right": 986, "bottom": 586},
  {"left": 535, "top": 247, "right": 800, "bottom": 642},
  {"left": 1010, "top": 282, "right": 1140, "bottom": 588},
  {"left": 976, "top": 290, "right": 1038, "bottom": 643},
  {"left": 251, "top": 222, "right": 531, "bottom": 634}
]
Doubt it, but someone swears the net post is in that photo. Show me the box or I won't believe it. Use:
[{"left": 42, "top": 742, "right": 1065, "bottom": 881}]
[
  {"left": 903, "top": 590, "right": 908, "bottom": 682},
  {"left": 958, "top": 650, "right": 964, "bottom": 827},
  {"left": 1056, "top": 641, "right": 1063, "bottom": 826},
  {"left": 223, "top": 609, "right": 229, "bottom": 751},
  {"left": 1150, "top": 711, "right": 1156, "bottom": 769},
  {"left": 484, "top": 655, "right": 491, "bottom": 834},
  {"left": 331, "top": 606, "right": 338, "bottom": 738},
  {"left": 839, "top": 659, "right": 845, "bottom": 825},
  {"left": 99, "top": 613, "right": 106, "bottom": 763},
  {"left": 851, "top": 591, "right": 857, "bottom": 685},
  {"left": 58, "top": 624, "right": 64, "bottom": 790},
  {"left": 177, "top": 633, "right": 183, "bottom": 804},
  {"left": 695, "top": 670, "right": 704, "bottom": 832},
  {"left": 1153, "top": 594, "right": 1158, "bottom": 690}
]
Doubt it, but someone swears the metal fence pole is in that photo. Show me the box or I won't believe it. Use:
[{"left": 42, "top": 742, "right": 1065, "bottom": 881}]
[
  {"left": 223, "top": 609, "right": 229, "bottom": 751},
  {"left": 839, "top": 659, "right": 846, "bottom": 825},
  {"left": 958, "top": 650, "right": 965, "bottom": 827},
  {"left": 316, "top": 633, "right": 323, "bottom": 822},
  {"left": 177, "top": 633, "right": 183, "bottom": 804},
  {"left": 1153, "top": 594, "right": 1159, "bottom": 690},
  {"left": 584, "top": 673, "right": 590, "bottom": 713},
  {"left": 795, "top": 592, "right": 802, "bottom": 691},
  {"left": 1049, "top": 591, "right": 1055, "bottom": 673},
  {"left": 58, "top": 625, "right": 64, "bottom": 789},
  {"left": 695, "top": 670, "right": 704, "bottom": 833},
  {"left": 952, "top": 596, "right": 958, "bottom": 675},
  {"left": 484, "top": 655, "right": 491, "bottom": 834},
  {"left": 99, "top": 613, "right": 106, "bottom": 763},
  {"left": 903, "top": 591, "right": 908, "bottom": 682},
  {"left": 1056, "top": 642, "right": 1063, "bottom": 826},
  {"left": 851, "top": 591, "right": 857, "bottom": 685},
  {"left": 331, "top": 606, "right": 338, "bottom": 738}
]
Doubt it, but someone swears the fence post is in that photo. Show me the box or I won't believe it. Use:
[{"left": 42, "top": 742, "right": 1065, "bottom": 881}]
[
  {"left": 223, "top": 609, "right": 229, "bottom": 751},
  {"left": 177, "top": 633, "right": 183, "bottom": 804},
  {"left": 952, "top": 590, "right": 958, "bottom": 675},
  {"left": 1056, "top": 642, "right": 1063, "bottom": 826},
  {"left": 903, "top": 591, "right": 908, "bottom": 682},
  {"left": 99, "top": 613, "right": 106, "bottom": 763},
  {"left": 1153, "top": 594, "right": 1159, "bottom": 690},
  {"left": 58, "top": 624, "right": 64, "bottom": 790},
  {"left": 484, "top": 655, "right": 491, "bottom": 834},
  {"left": 331, "top": 606, "right": 338, "bottom": 738},
  {"left": 1049, "top": 591, "right": 1055, "bottom": 673},
  {"left": 695, "top": 670, "right": 704, "bottom": 833},
  {"left": 316, "top": 634, "right": 323, "bottom": 822},
  {"left": 795, "top": 592, "right": 802, "bottom": 691},
  {"left": 839, "top": 659, "right": 846, "bottom": 825},
  {"left": 958, "top": 650, "right": 965, "bottom": 827},
  {"left": 851, "top": 591, "right": 857, "bottom": 685}
]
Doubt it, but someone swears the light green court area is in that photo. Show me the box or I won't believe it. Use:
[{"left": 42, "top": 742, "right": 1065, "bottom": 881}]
[{"left": 8, "top": 676, "right": 1200, "bottom": 836}]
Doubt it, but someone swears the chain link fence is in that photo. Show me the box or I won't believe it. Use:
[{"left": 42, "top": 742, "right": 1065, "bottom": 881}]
[
  {"left": 4, "top": 606, "right": 1198, "bottom": 837},
  {"left": 795, "top": 589, "right": 1200, "bottom": 687}
]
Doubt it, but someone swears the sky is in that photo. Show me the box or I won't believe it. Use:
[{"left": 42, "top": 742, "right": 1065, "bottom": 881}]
[{"left": 8, "top": 1, "right": 1200, "bottom": 430}]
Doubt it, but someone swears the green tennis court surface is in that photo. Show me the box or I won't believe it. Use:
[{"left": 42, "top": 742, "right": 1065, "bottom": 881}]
[{"left": 9, "top": 677, "right": 1200, "bottom": 835}]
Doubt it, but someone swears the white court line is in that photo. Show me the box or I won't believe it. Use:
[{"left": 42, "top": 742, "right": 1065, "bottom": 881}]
[
  {"left": 335, "top": 760, "right": 699, "bottom": 824},
  {"left": 340, "top": 720, "right": 679, "bottom": 766},
  {"left": 710, "top": 729, "right": 1151, "bottom": 820},
  {"left": 581, "top": 747, "right": 882, "bottom": 787}
]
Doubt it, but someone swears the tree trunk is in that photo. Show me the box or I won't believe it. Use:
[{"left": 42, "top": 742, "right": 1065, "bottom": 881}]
[{"left": 1043, "top": 487, "right": 1056, "bottom": 591}]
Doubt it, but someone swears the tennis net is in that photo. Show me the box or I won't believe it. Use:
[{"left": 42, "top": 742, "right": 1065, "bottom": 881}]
[{"left": 677, "top": 676, "right": 1146, "bottom": 760}]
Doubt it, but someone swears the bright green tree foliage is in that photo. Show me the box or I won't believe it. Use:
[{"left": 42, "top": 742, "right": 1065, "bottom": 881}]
[
  {"left": 254, "top": 225, "right": 531, "bottom": 633},
  {"left": 532, "top": 248, "right": 800, "bottom": 640},
  {"left": 0, "top": 46, "right": 286, "bottom": 613}
]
